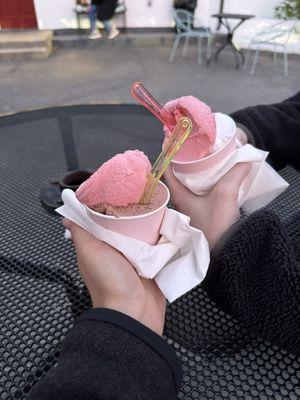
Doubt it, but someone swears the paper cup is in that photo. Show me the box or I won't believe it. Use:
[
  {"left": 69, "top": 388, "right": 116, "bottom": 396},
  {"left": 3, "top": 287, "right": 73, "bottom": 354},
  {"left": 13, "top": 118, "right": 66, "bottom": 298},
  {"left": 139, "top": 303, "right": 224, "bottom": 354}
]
[
  {"left": 84, "top": 181, "right": 170, "bottom": 245},
  {"left": 172, "top": 113, "right": 236, "bottom": 175}
]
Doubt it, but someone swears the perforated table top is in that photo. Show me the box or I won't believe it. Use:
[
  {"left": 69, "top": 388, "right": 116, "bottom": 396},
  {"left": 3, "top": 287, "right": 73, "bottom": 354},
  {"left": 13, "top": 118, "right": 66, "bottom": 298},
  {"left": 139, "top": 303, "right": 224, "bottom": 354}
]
[{"left": 0, "top": 105, "right": 299, "bottom": 399}]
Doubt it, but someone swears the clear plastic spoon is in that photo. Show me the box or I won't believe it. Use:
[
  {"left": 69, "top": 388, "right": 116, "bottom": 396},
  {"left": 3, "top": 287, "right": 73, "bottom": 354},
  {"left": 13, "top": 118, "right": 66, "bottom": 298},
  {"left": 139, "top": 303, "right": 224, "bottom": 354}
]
[
  {"left": 131, "top": 82, "right": 176, "bottom": 129},
  {"left": 140, "top": 117, "right": 192, "bottom": 204}
]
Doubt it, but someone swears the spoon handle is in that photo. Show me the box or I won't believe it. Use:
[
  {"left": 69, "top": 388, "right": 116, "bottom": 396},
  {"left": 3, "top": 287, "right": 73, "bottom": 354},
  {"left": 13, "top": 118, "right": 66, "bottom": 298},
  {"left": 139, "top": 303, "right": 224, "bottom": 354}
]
[
  {"left": 140, "top": 117, "right": 192, "bottom": 204},
  {"left": 132, "top": 82, "right": 175, "bottom": 128}
]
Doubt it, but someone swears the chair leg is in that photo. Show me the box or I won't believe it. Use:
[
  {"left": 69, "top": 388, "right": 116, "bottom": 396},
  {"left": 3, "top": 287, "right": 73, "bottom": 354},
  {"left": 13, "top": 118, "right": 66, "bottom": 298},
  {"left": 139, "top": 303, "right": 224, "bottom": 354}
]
[
  {"left": 250, "top": 49, "right": 259, "bottom": 75},
  {"left": 169, "top": 36, "right": 180, "bottom": 63},
  {"left": 242, "top": 48, "right": 251, "bottom": 70},
  {"left": 283, "top": 51, "right": 288, "bottom": 77},
  {"left": 182, "top": 36, "right": 189, "bottom": 58},
  {"left": 206, "top": 36, "right": 212, "bottom": 66},
  {"left": 198, "top": 38, "right": 203, "bottom": 66}
]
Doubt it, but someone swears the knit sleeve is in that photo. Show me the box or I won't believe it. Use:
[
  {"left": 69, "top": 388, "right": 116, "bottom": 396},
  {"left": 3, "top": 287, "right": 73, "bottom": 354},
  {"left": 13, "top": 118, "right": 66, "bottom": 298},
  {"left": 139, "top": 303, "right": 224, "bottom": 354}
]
[
  {"left": 202, "top": 210, "right": 300, "bottom": 355},
  {"left": 28, "top": 309, "right": 182, "bottom": 400},
  {"left": 231, "top": 92, "right": 300, "bottom": 171}
]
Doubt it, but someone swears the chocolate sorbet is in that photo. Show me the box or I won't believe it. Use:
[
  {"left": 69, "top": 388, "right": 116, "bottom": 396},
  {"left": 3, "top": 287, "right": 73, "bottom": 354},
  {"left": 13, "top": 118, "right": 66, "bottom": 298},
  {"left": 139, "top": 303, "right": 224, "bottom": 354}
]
[{"left": 91, "top": 184, "right": 167, "bottom": 217}]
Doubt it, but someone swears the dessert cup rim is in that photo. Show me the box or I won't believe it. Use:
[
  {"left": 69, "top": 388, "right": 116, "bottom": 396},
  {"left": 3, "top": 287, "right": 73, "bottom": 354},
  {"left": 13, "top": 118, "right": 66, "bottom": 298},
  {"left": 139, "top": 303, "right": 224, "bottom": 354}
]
[
  {"left": 172, "top": 134, "right": 236, "bottom": 166},
  {"left": 172, "top": 113, "right": 236, "bottom": 166},
  {"left": 84, "top": 181, "right": 170, "bottom": 220}
]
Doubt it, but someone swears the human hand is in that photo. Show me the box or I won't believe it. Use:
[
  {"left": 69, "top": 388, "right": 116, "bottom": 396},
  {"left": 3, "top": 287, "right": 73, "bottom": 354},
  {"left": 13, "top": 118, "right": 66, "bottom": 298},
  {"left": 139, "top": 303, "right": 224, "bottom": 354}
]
[
  {"left": 164, "top": 163, "right": 250, "bottom": 249},
  {"left": 63, "top": 220, "right": 166, "bottom": 335}
]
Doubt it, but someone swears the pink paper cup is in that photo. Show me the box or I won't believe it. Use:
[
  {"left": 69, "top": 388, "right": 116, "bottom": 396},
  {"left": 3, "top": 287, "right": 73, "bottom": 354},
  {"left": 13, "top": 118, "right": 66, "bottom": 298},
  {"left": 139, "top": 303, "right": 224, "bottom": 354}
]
[
  {"left": 171, "top": 113, "right": 237, "bottom": 175},
  {"left": 84, "top": 181, "right": 170, "bottom": 245}
]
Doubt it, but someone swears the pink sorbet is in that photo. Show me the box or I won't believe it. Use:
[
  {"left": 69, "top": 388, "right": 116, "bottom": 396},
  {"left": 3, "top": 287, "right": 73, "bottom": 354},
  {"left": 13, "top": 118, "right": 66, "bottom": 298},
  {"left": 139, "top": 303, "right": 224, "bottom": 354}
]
[
  {"left": 76, "top": 150, "right": 151, "bottom": 207},
  {"left": 163, "top": 96, "right": 216, "bottom": 162}
]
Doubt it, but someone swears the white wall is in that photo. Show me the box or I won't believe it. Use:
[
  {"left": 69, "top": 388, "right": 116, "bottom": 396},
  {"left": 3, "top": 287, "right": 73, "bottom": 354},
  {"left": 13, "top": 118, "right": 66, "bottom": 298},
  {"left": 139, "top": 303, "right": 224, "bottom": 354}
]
[
  {"left": 125, "top": 0, "right": 173, "bottom": 27},
  {"left": 125, "top": 0, "right": 279, "bottom": 28},
  {"left": 33, "top": 0, "right": 300, "bottom": 53},
  {"left": 33, "top": 0, "right": 280, "bottom": 30},
  {"left": 210, "top": 0, "right": 277, "bottom": 17},
  {"left": 195, "top": 0, "right": 278, "bottom": 30},
  {"left": 124, "top": 0, "right": 280, "bottom": 28},
  {"left": 33, "top": 0, "right": 174, "bottom": 29},
  {"left": 33, "top": 0, "right": 77, "bottom": 29}
]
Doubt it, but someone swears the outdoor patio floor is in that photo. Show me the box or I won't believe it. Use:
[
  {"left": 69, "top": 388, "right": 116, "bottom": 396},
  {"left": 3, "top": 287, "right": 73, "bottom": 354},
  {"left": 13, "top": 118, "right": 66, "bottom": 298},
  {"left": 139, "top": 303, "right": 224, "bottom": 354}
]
[{"left": 0, "top": 35, "right": 299, "bottom": 115}]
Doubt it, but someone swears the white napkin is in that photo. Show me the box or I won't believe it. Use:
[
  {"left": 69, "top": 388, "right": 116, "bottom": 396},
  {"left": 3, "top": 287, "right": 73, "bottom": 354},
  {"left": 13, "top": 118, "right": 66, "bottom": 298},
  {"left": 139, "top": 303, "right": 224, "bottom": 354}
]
[
  {"left": 174, "top": 143, "right": 289, "bottom": 214},
  {"left": 56, "top": 189, "right": 210, "bottom": 303}
]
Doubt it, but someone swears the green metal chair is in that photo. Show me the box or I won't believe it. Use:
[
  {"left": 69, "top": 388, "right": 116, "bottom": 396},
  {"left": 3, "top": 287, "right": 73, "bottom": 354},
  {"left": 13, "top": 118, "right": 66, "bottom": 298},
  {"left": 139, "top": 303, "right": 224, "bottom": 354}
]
[{"left": 169, "top": 9, "right": 213, "bottom": 66}]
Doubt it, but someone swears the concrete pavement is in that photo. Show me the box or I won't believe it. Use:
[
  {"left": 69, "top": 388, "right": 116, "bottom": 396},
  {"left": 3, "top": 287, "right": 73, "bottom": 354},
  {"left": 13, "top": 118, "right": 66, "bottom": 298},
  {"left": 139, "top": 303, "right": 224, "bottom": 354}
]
[{"left": 0, "top": 35, "right": 299, "bottom": 115}]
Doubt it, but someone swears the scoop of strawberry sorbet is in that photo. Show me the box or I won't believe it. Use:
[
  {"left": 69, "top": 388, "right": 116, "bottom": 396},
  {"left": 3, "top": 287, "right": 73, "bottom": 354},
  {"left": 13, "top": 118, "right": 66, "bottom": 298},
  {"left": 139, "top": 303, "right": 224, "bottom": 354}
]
[
  {"left": 76, "top": 150, "right": 151, "bottom": 208},
  {"left": 163, "top": 96, "right": 216, "bottom": 162}
]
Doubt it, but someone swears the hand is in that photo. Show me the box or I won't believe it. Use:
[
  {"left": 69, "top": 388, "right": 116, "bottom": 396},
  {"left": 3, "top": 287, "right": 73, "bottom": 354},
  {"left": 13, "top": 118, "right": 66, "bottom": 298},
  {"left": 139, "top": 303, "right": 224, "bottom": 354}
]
[
  {"left": 63, "top": 220, "right": 166, "bottom": 335},
  {"left": 164, "top": 163, "right": 250, "bottom": 249}
]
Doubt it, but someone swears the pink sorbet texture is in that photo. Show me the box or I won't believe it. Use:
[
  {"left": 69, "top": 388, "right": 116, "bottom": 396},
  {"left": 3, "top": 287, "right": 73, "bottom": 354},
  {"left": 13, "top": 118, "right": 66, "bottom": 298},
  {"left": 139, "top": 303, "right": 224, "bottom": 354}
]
[
  {"left": 163, "top": 96, "right": 216, "bottom": 161},
  {"left": 76, "top": 150, "right": 151, "bottom": 207}
]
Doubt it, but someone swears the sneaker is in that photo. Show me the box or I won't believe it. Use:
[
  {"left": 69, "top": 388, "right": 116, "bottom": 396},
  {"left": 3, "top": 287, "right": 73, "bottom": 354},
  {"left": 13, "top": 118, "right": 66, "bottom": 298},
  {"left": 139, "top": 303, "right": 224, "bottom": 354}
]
[
  {"left": 74, "top": 5, "right": 87, "bottom": 13},
  {"left": 88, "top": 30, "right": 102, "bottom": 40},
  {"left": 107, "top": 28, "right": 119, "bottom": 40}
]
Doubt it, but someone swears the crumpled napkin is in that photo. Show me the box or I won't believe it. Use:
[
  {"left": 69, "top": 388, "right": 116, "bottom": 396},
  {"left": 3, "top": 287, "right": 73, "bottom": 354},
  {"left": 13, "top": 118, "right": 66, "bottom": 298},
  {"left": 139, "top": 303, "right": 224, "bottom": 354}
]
[
  {"left": 56, "top": 189, "right": 210, "bottom": 302},
  {"left": 174, "top": 143, "right": 289, "bottom": 213}
]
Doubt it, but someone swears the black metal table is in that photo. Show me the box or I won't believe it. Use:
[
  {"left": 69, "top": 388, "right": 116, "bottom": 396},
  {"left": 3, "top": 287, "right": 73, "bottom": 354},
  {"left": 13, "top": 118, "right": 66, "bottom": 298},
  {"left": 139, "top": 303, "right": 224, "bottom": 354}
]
[
  {"left": 212, "top": 13, "right": 254, "bottom": 69},
  {"left": 0, "top": 105, "right": 299, "bottom": 400}
]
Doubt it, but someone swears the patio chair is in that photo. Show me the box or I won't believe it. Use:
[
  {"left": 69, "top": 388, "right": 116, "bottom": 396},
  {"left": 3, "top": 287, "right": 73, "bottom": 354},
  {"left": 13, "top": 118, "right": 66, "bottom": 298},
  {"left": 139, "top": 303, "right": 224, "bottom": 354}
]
[
  {"left": 245, "top": 20, "right": 297, "bottom": 77},
  {"left": 169, "top": 9, "right": 213, "bottom": 66}
]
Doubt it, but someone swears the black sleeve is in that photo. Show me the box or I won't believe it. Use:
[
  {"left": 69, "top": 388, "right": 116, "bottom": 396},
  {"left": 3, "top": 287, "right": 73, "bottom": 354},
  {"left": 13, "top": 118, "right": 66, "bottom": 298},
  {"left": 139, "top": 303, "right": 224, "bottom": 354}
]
[
  {"left": 28, "top": 308, "right": 182, "bottom": 400},
  {"left": 231, "top": 92, "right": 300, "bottom": 171},
  {"left": 202, "top": 210, "right": 300, "bottom": 355}
]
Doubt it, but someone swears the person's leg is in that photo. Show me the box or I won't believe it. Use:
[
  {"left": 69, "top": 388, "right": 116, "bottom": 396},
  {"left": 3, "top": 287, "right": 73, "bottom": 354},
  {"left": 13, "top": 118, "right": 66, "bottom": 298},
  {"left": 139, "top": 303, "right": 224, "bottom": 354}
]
[
  {"left": 102, "top": 19, "right": 112, "bottom": 33},
  {"left": 87, "top": 4, "right": 97, "bottom": 32},
  {"left": 88, "top": 5, "right": 102, "bottom": 39},
  {"left": 103, "top": 19, "right": 119, "bottom": 39}
]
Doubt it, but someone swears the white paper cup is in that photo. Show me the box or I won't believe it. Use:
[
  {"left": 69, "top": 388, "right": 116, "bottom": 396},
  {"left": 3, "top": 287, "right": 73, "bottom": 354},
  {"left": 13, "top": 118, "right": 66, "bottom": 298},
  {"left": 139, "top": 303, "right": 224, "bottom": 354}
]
[
  {"left": 172, "top": 113, "right": 236, "bottom": 174},
  {"left": 84, "top": 181, "right": 170, "bottom": 245}
]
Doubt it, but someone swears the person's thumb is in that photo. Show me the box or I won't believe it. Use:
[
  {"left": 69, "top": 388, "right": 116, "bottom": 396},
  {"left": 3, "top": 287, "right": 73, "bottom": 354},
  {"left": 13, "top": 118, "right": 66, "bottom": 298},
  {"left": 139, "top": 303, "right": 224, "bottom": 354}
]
[
  {"left": 213, "top": 163, "right": 251, "bottom": 201},
  {"left": 63, "top": 219, "right": 94, "bottom": 250}
]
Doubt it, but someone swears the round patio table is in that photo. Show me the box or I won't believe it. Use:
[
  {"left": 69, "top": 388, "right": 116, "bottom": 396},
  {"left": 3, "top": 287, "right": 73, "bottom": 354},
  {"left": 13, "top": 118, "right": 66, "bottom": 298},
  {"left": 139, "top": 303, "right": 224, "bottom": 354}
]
[{"left": 0, "top": 105, "right": 299, "bottom": 400}]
